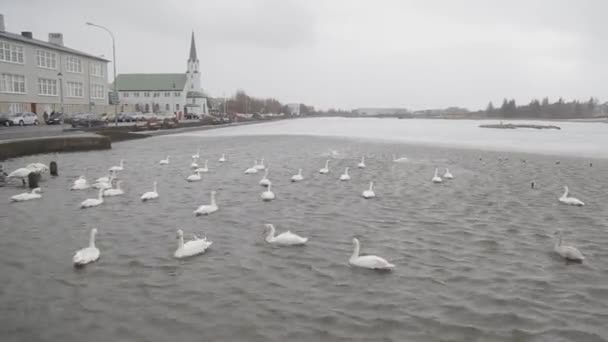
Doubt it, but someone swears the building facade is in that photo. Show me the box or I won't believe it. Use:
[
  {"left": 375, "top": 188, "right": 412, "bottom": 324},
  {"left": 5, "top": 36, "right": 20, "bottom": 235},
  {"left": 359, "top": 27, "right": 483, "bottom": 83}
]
[
  {"left": 0, "top": 14, "right": 109, "bottom": 118},
  {"left": 115, "top": 32, "right": 208, "bottom": 116}
]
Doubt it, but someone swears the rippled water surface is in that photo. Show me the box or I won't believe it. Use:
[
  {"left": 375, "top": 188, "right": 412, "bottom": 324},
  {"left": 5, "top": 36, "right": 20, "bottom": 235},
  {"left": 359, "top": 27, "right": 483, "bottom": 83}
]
[{"left": 1, "top": 120, "right": 608, "bottom": 341}]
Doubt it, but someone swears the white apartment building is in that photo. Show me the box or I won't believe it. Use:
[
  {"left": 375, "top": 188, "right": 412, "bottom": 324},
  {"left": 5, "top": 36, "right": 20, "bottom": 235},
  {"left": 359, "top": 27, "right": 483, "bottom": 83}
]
[{"left": 0, "top": 14, "right": 109, "bottom": 118}]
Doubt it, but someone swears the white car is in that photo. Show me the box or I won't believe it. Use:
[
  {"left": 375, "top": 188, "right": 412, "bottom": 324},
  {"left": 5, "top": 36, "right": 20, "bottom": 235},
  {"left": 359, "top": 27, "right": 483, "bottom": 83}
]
[{"left": 6, "top": 112, "right": 39, "bottom": 126}]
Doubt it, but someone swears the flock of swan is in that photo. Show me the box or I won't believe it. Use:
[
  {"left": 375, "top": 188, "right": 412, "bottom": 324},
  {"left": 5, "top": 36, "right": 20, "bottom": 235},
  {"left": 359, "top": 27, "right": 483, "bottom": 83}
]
[{"left": 6, "top": 148, "right": 588, "bottom": 269}]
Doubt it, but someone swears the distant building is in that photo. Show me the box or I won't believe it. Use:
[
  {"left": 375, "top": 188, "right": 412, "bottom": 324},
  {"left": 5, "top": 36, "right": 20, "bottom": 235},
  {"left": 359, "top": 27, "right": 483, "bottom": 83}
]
[
  {"left": 286, "top": 103, "right": 301, "bottom": 116},
  {"left": 0, "top": 13, "right": 110, "bottom": 119},
  {"left": 115, "top": 32, "right": 208, "bottom": 116}
]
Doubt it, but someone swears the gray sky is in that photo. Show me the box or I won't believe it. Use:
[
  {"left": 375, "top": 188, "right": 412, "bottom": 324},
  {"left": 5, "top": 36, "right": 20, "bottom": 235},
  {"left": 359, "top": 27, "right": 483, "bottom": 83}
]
[{"left": 4, "top": 0, "right": 607, "bottom": 110}]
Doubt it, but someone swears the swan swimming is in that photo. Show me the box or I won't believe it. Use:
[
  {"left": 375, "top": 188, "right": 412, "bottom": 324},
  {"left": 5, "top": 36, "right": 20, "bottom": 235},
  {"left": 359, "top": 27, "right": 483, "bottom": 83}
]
[
  {"left": 190, "top": 156, "right": 199, "bottom": 169},
  {"left": 103, "top": 180, "right": 124, "bottom": 197},
  {"left": 108, "top": 159, "right": 124, "bottom": 172},
  {"left": 92, "top": 175, "right": 114, "bottom": 190},
  {"left": 432, "top": 168, "right": 443, "bottom": 183},
  {"left": 261, "top": 183, "right": 275, "bottom": 201},
  {"left": 73, "top": 228, "right": 100, "bottom": 267},
  {"left": 264, "top": 224, "right": 308, "bottom": 246},
  {"left": 392, "top": 155, "right": 409, "bottom": 163},
  {"left": 192, "top": 147, "right": 201, "bottom": 160},
  {"left": 259, "top": 168, "right": 271, "bottom": 187},
  {"left": 291, "top": 169, "right": 304, "bottom": 182},
  {"left": 254, "top": 158, "right": 266, "bottom": 170},
  {"left": 244, "top": 161, "right": 259, "bottom": 174},
  {"left": 357, "top": 156, "right": 366, "bottom": 169},
  {"left": 186, "top": 170, "right": 202, "bottom": 182},
  {"left": 11, "top": 187, "right": 42, "bottom": 202},
  {"left": 218, "top": 153, "right": 226, "bottom": 162},
  {"left": 194, "top": 160, "right": 209, "bottom": 173},
  {"left": 174, "top": 229, "right": 212, "bottom": 259},
  {"left": 159, "top": 156, "right": 170, "bottom": 165},
  {"left": 95, "top": 170, "right": 115, "bottom": 184},
  {"left": 339, "top": 167, "right": 351, "bottom": 181},
  {"left": 71, "top": 176, "right": 90, "bottom": 190},
  {"left": 194, "top": 191, "right": 218, "bottom": 216},
  {"left": 554, "top": 230, "right": 584, "bottom": 262},
  {"left": 443, "top": 168, "right": 454, "bottom": 179},
  {"left": 558, "top": 186, "right": 584, "bottom": 206},
  {"left": 80, "top": 188, "right": 104, "bottom": 209},
  {"left": 349, "top": 238, "right": 395, "bottom": 270},
  {"left": 362, "top": 181, "right": 375, "bottom": 199},
  {"left": 141, "top": 181, "right": 159, "bottom": 201},
  {"left": 319, "top": 160, "right": 330, "bottom": 174}
]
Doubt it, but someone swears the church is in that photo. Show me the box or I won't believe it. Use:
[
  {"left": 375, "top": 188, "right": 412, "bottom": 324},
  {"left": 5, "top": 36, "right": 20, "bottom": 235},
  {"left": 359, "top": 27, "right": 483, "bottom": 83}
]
[{"left": 115, "top": 32, "right": 208, "bottom": 117}]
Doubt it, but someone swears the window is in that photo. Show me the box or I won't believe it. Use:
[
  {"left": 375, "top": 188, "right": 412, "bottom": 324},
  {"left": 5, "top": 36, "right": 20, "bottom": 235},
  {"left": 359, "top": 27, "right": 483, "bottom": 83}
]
[
  {"left": 174, "top": 92, "right": 181, "bottom": 97},
  {"left": 153, "top": 92, "right": 160, "bottom": 97},
  {"left": 65, "top": 56, "right": 82, "bottom": 73},
  {"left": 165, "top": 104, "right": 170, "bottom": 111},
  {"left": 176, "top": 104, "right": 180, "bottom": 111},
  {"left": 90, "top": 62, "right": 104, "bottom": 77},
  {"left": 144, "top": 92, "right": 150, "bottom": 97},
  {"left": 36, "top": 50, "right": 56, "bottom": 69},
  {"left": 9, "top": 103, "right": 27, "bottom": 113},
  {"left": 38, "top": 78, "right": 58, "bottom": 96},
  {"left": 66, "top": 81, "right": 83, "bottom": 97},
  {"left": 164, "top": 92, "right": 170, "bottom": 97},
  {"left": 133, "top": 92, "right": 140, "bottom": 97},
  {"left": 0, "top": 74, "right": 26, "bottom": 93},
  {"left": 122, "top": 92, "right": 129, "bottom": 97},
  {"left": 91, "top": 84, "right": 105, "bottom": 99},
  {"left": 0, "top": 41, "right": 24, "bottom": 64}
]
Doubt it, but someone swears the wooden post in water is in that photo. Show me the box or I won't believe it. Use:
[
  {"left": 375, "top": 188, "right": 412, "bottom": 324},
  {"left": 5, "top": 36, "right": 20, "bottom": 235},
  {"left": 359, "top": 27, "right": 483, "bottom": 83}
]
[
  {"left": 50, "top": 161, "right": 58, "bottom": 176},
  {"left": 28, "top": 172, "right": 40, "bottom": 189}
]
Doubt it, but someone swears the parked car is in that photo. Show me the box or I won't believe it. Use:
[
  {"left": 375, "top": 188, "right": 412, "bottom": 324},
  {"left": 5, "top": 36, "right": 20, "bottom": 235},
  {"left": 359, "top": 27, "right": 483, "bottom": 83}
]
[
  {"left": 0, "top": 112, "right": 12, "bottom": 127},
  {"left": 45, "top": 112, "right": 63, "bottom": 125},
  {"left": 184, "top": 112, "right": 200, "bottom": 120},
  {"left": 4, "top": 112, "right": 39, "bottom": 126},
  {"left": 131, "top": 112, "right": 146, "bottom": 121},
  {"left": 70, "top": 113, "right": 106, "bottom": 128},
  {"left": 117, "top": 112, "right": 138, "bottom": 122}
]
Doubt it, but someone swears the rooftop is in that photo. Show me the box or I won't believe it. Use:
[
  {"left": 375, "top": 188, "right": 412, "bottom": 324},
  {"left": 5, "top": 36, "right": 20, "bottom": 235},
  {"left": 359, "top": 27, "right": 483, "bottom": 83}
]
[
  {"left": 115, "top": 74, "right": 188, "bottom": 91},
  {"left": 0, "top": 31, "right": 109, "bottom": 62}
]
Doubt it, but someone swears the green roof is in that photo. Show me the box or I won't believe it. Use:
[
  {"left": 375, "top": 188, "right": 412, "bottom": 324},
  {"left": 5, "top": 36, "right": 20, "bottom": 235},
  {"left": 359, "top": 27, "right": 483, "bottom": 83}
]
[{"left": 115, "top": 73, "right": 187, "bottom": 91}]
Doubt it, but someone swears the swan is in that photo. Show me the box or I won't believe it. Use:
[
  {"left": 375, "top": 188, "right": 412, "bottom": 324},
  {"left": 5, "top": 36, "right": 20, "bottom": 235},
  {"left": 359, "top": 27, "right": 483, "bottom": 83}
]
[
  {"left": 319, "top": 160, "right": 330, "bottom": 174},
  {"left": 11, "top": 187, "right": 42, "bottom": 202},
  {"left": 392, "top": 155, "right": 408, "bottom": 163},
  {"left": 190, "top": 156, "right": 199, "bottom": 169},
  {"left": 194, "top": 160, "right": 209, "bottom": 173},
  {"left": 109, "top": 159, "right": 124, "bottom": 172},
  {"left": 264, "top": 224, "right": 308, "bottom": 246},
  {"left": 95, "top": 170, "right": 115, "bottom": 183},
  {"left": 261, "top": 183, "right": 275, "bottom": 201},
  {"left": 7, "top": 167, "right": 32, "bottom": 180},
  {"left": 362, "top": 181, "right": 375, "bottom": 199},
  {"left": 244, "top": 160, "right": 259, "bottom": 174},
  {"left": 254, "top": 158, "right": 266, "bottom": 170},
  {"left": 339, "top": 167, "right": 351, "bottom": 181},
  {"left": 194, "top": 190, "right": 218, "bottom": 216},
  {"left": 71, "top": 176, "right": 89, "bottom": 190},
  {"left": 159, "top": 155, "right": 170, "bottom": 165},
  {"left": 558, "top": 186, "right": 584, "bottom": 206},
  {"left": 349, "top": 238, "right": 395, "bottom": 270},
  {"left": 103, "top": 180, "right": 124, "bottom": 197},
  {"left": 141, "top": 181, "right": 159, "bottom": 201},
  {"left": 259, "top": 168, "right": 271, "bottom": 187},
  {"left": 80, "top": 188, "right": 104, "bottom": 209},
  {"left": 192, "top": 147, "right": 201, "bottom": 160},
  {"left": 26, "top": 163, "right": 49, "bottom": 173},
  {"left": 186, "top": 170, "right": 202, "bottom": 182},
  {"left": 357, "top": 156, "right": 366, "bottom": 169},
  {"left": 92, "top": 175, "right": 114, "bottom": 190},
  {"left": 73, "top": 228, "right": 100, "bottom": 267},
  {"left": 432, "top": 168, "right": 442, "bottom": 183},
  {"left": 218, "top": 153, "right": 226, "bottom": 163},
  {"left": 291, "top": 169, "right": 304, "bottom": 182},
  {"left": 554, "top": 230, "right": 584, "bottom": 262},
  {"left": 174, "top": 229, "right": 212, "bottom": 259},
  {"left": 443, "top": 168, "right": 453, "bottom": 179}
]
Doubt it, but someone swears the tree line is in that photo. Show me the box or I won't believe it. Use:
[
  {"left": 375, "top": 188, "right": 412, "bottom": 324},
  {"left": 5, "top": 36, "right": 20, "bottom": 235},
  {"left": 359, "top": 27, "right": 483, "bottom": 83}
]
[
  {"left": 484, "top": 97, "right": 601, "bottom": 119},
  {"left": 213, "top": 90, "right": 315, "bottom": 116}
]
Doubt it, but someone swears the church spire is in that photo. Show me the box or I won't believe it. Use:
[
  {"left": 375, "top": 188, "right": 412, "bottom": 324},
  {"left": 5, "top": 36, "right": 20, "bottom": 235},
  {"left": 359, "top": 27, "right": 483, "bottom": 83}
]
[{"left": 189, "top": 31, "right": 198, "bottom": 61}]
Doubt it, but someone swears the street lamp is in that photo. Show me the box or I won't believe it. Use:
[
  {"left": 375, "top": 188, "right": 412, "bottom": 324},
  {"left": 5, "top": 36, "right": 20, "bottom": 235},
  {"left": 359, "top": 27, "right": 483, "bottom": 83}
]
[
  {"left": 86, "top": 22, "right": 118, "bottom": 126},
  {"left": 57, "top": 71, "right": 64, "bottom": 128}
]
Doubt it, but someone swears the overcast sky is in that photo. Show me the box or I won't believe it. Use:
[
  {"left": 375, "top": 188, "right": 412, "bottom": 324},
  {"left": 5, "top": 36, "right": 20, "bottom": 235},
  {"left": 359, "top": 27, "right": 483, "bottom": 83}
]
[{"left": 4, "top": 0, "right": 606, "bottom": 110}]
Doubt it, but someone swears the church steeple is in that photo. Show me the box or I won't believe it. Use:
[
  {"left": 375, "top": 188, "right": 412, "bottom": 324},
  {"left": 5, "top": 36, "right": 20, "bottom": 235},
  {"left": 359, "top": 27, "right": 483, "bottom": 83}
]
[{"left": 189, "top": 31, "right": 198, "bottom": 62}]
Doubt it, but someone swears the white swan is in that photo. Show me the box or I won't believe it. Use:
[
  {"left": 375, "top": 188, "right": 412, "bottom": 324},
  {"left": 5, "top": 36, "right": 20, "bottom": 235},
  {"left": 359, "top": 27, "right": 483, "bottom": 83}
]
[
  {"left": 80, "top": 188, "right": 104, "bottom": 209},
  {"left": 261, "top": 183, "right": 275, "bottom": 201},
  {"left": 186, "top": 170, "right": 202, "bottom": 182},
  {"left": 92, "top": 175, "right": 114, "bottom": 190},
  {"left": 109, "top": 159, "right": 124, "bottom": 172},
  {"left": 7, "top": 167, "right": 32, "bottom": 180},
  {"left": 174, "top": 229, "right": 212, "bottom": 259},
  {"left": 362, "top": 181, "right": 375, "bottom": 199},
  {"left": 319, "top": 160, "right": 330, "bottom": 174},
  {"left": 218, "top": 153, "right": 226, "bottom": 163},
  {"left": 554, "top": 231, "right": 584, "bottom": 262},
  {"left": 349, "top": 238, "right": 395, "bottom": 270},
  {"left": 264, "top": 224, "right": 308, "bottom": 246},
  {"left": 259, "top": 168, "right": 271, "bottom": 187},
  {"left": 71, "top": 176, "right": 89, "bottom": 190},
  {"left": 558, "top": 186, "right": 584, "bottom": 206},
  {"left": 392, "top": 155, "right": 409, "bottom": 163},
  {"left": 443, "top": 168, "right": 453, "bottom": 179},
  {"left": 339, "top": 167, "right": 351, "bottom": 181},
  {"left": 103, "top": 180, "right": 124, "bottom": 197},
  {"left": 95, "top": 170, "right": 115, "bottom": 183},
  {"left": 192, "top": 147, "right": 201, "bottom": 160},
  {"left": 194, "top": 191, "right": 218, "bottom": 216},
  {"left": 254, "top": 158, "right": 266, "bottom": 170},
  {"left": 194, "top": 160, "right": 209, "bottom": 173},
  {"left": 244, "top": 160, "right": 259, "bottom": 174},
  {"left": 73, "top": 228, "right": 100, "bottom": 267},
  {"left": 141, "top": 181, "right": 159, "bottom": 201},
  {"left": 291, "top": 169, "right": 304, "bottom": 182},
  {"left": 26, "top": 163, "right": 49, "bottom": 173},
  {"left": 11, "top": 187, "right": 42, "bottom": 202},
  {"left": 190, "top": 156, "right": 199, "bottom": 169},
  {"left": 357, "top": 156, "right": 366, "bottom": 169},
  {"left": 159, "top": 155, "right": 170, "bottom": 165},
  {"left": 432, "top": 168, "right": 443, "bottom": 183}
]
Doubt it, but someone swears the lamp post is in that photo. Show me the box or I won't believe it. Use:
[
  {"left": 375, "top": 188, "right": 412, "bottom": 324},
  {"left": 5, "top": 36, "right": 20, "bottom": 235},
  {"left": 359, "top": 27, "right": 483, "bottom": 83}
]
[
  {"left": 86, "top": 22, "right": 118, "bottom": 126},
  {"left": 58, "top": 71, "right": 64, "bottom": 128}
]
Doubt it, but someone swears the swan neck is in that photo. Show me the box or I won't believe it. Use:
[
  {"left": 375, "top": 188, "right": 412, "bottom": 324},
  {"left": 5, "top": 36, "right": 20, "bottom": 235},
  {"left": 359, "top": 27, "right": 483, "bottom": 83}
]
[
  {"left": 561, "top": 187, "right": 568, "bottom": 198},
  {"left": 178, "top": 234, "right": 184, "bottom": 249},
  {"left": 98, "top": 188, "right": 104, "bottom": 199},
  {"left": 351, "top": 240, "right": 360, "bottom": 260},
  {"left": 266, "top": 225, "right": 275, "bottom": 241},
  {"left": 369, "top": 182, "right": 373, "bottom": 191}
]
